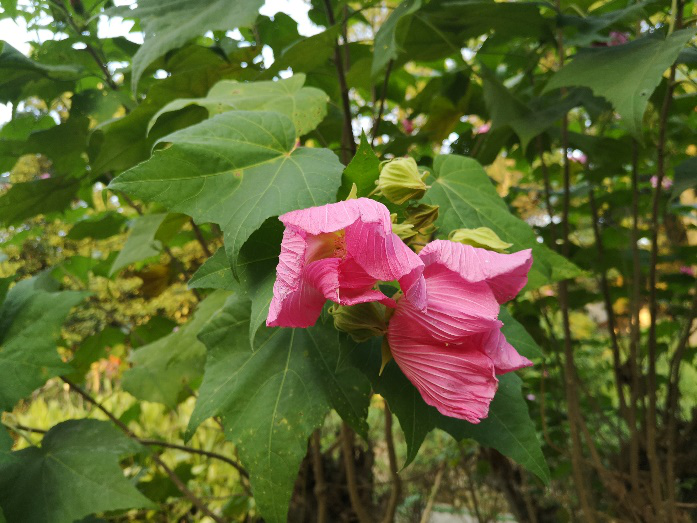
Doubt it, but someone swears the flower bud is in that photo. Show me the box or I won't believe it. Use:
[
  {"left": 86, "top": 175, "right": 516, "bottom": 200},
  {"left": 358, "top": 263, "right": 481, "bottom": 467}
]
[
  {"left": 376, "top": 157, "right": 429, "bottom": 205},
  {"left": 404, "top": 204, "right": 439, "bottom": 231},
  {"left": 390, "top": 213, "right": 417, "bottom": 241},
  {"left": 448, "top": 227, "right": 512, "bottom": 253},
  {"left": 328, "top": 302, "right": 386, "bottom": 342}
]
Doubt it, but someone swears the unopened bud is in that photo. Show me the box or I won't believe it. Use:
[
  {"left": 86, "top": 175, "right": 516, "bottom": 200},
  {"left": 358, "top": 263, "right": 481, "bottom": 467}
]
[
  {"left": 376, "top": 157, "right": 429, "bottom": 205},
  {"left": 449, "top": 227, "right": 512, "bottom": 253},
  {"left": 390, "top": 213, "right": 417, "bottom": 241},
  {"left": 328, "top": 302, "right": 386, "bottom": 342},
  {"left": 404, "top": 204, "right": 439, "bottom": 231}
]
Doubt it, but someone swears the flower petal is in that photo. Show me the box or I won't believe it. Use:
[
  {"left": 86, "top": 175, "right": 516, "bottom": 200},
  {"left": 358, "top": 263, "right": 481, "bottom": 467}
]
[
  {"left": 462, "top": 328, "right": 533, "bottom": 374},
  {"left": 279, "top": 197, "right": 391, "bottom": 236},
  {"left": 392, "top": 263, "right": 501, "bottom": 343},
  {"left": 267, "top": 228, "right": 326, "bottom": 328},
  {"left": 419, "top": 240, "right": 532, "bottom": 303},
  {"left": 388, "top": 326, "right": 498, "bottom": 423}
]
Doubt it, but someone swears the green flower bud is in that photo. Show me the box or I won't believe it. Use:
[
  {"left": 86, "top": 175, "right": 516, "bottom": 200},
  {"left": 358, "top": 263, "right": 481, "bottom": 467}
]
[
  {"left": 390, "top": 213, "right": 417, "bottom": 241},
  {"left": 376, "top": 157, "right": 430, "bottom": 205},
  {"left": 328, "top": 302, "right": 387, "bottom": 342},
  {"left": 448, "top": 227, "right": 512, "bottom": 253},
  {"left": 404, "top": 204, "right": 439, "bottom": 231}
]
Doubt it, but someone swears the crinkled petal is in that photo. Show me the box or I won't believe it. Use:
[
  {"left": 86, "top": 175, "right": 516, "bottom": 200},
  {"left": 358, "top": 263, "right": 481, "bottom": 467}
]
[
  {"left": 279, "top": 197, "right": 391, "bottom": 236},
  {"left": 388, "top": 327, "right": 498, "bottom": 423},
  {"left": 305, "top": 258, "right": 341, "bottom": 302},
  {"left": 419, "top": 240, "right": 533, "bottom": 303},
  {"left": 392, "top": 263, "right": 501, "bottom": 343},
  {"left": 461, "top": 329, "right": 533, "bottom": 375},
  {"left": 345, "top": 221, "right": 426, "bottom": 310}
]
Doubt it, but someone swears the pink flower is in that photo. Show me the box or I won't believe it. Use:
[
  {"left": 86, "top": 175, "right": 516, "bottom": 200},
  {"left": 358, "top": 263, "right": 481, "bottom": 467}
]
[
  {"left": 402, "top": 118, "right": 414, "bottom": 135},
  {"left": 679, "top": 266, "right": 694, "bottom": 277},
  {"left": 474, "top": 122, "right": 491, "bottom": 135},
  {"left": 267, "top": 198, "right": 426, "bottom": 328},
  {"left": 650, "top": 176, "right": 673, "bottom": 190},
  {"left": 386, "top": 240, "right": 533, "bottom": 423}
]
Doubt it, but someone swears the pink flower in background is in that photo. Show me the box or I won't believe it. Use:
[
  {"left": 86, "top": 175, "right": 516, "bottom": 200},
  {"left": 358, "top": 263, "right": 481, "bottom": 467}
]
[
  {"left": 387, "top": 240, "right": 533, "bottom": 422},
  {"left": 650, "top": 176, "right": 673, "bottom": 190},
  {"left": 267, "top": 198, "right": 426, "bottom": 328},
  {"left": 474, "top": 122, "right": 491, "bottom": 135},
  {"left": 680, "top": 266, "right": 695, "bottom": 277},
  {"left": 609, "top": 31, "right": 629, "bottom": 46},
  {"left": 402, "top": 118, "right": 414, "bottom": 135}
]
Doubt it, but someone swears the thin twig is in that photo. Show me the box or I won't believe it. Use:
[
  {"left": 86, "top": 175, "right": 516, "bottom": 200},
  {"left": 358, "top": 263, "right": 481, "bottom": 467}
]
[
  {"left": 381, "top": 402, "right": 401, "bottom": 523},
  {"left": 60, "top": 377, "right": 226, "bottom": 523},
  {"left": 311, "top": 430, "right": 328, "bottom": 523},
  {"left": 190, "top": 219, "right": 213, "bottom": 257},
  {"left": 340, "top": 423, "right": 373, "bottom": 523},
  {"left": 419, "top": 462, "right": 446, "bottom": 523},
  {"left": 371, "top": 60, "right": 394, "bottom": 146}
]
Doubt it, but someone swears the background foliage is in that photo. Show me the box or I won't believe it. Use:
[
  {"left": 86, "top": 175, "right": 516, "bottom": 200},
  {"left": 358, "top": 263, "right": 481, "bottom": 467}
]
[{"left": 0, "top": 0, "right": 696, "bottom": 522}]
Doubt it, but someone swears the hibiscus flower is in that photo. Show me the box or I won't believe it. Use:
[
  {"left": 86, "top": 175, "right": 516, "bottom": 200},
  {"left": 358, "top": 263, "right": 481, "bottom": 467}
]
[
  {"left": 267, "top": 198, "right": 426, "bottom": 328},
  {"left": 387, "top": 240, "right": 533, "bottom": 422}
]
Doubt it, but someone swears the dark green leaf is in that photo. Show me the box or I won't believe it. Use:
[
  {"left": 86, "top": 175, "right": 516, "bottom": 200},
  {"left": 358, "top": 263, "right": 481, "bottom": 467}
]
[
  {"left": 337, "top": 132, "right": 381, "bottom": 199},
  {"left": 0, "top": 177, "right": 81, "bottom": 226},
  {"left": 109, "top": 111, "right": 343, "bottom": 276},
  {"left": 122, "top": 290, "right": 230, "bottom": 408},
  {"left": 189, "top": 247, "right": 238, "bottom": 290},
  {"left": 672, "top": 156, "right": 697, "bottom": 199},
  {"left": 0, "top": 419, "right": 154, "bottom": 523},
  {"left": 67, "top": 212, "right": 128, "bottom": 240},
  {"left": 544, "top": 28, "right": 697, "bottom": 135}
]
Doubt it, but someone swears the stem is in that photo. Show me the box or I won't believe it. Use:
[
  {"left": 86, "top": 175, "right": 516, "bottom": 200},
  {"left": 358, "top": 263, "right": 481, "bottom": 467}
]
[
  {"left": 646, "top": 7, "right": 682, "bottom": 506},
  {"left": 139, "top": 439, "right": 248, "bottom": 479},
  {"left": 371, "top": 60, "right": 394, "bottom": 146},
  {"left": 419, "top": 462, "right": 446, "bottom": 523},
  {"left": 322, "top": 0, "right": 356, "bottom": 163},
  {"left": 340, "top": 423, "right": 373, "bottom": 523},
  {"left": 381, "top": 402, "right": 401, "bottom": 523},
  {"left": 628, "top": 140, "right": 642, "bottom": 495},
  {"left": 60, "top": 377, "right": 226, "bottom": 523},
  {"left": 311, "top": 430, "right": 328, "bottom": 523},
  {"left": 588, "top": 188, "right": 628, "bottom": 418},
  {"left": 190, "top": 218, "right": 213, "bottom": 257}
]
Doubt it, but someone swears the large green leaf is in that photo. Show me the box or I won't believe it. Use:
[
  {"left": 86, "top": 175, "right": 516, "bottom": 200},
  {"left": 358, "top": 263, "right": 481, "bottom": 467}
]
[
  {"left": 121, "top": 290, "right": 230, "bottom": 408},
  {"left": 437, "top": 373, "right": 550, "bottom": 483},
  {"left": 351, "top": 338, "right": 549, "bottom": 481},
  {"left": 149, "top": 74, "right": 328, "bottom": 136},
  {"left": 189, "top": 247, "right": 238, "bottom": 291},
  {"left": 372, "top": 0, "right": 422, "bottom": 76},
  {"left": 0, "top": 419, "right": 154, "bottom": 523},
  {"left": 337, "top": 132, "right": 380, "bottom": 200},
  {"left": 67, "top": 211, "right": 128, "bottom": 240},
  {"left": 425, "top": 154, "right": 582, "bottom": 289},
  {"left": 127, "top": 0, "right": 263, "bottom": 91},
  {"left": 0, "top": 176, "right": 81, "bottom": 227},
  {"left": 109, "top": 111, "right": 343, "bottom": 276},
  {"left": 0, "top": 41, "right": 80, "bottom": 103},
  {"left": 544, "top": 28, "right": 697, "bottom": 135},
  {"left": 0, "top": 276, "right": 87, "bottom": 412},
  {"left": 109, "top": 213, "right": 187, "bottom": 275},
  {"left": 188, "top": 295, "right": 370, "bottom": 522}
]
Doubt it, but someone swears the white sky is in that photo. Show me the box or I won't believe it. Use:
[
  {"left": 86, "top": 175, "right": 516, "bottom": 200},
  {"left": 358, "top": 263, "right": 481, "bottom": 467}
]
[{"left": 0, "top": 0, "right": 317, "bottom": 124}]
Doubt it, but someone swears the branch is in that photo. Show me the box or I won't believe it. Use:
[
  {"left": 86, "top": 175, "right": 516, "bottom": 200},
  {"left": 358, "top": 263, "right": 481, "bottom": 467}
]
[
  {"left": 340, "top": 423, "right": 373, "bottom": 523},
  {"left": 371, "top": 60, "right": 394, "bottom": 146},
  {"left": 190, "top": 218, "right": 213, "bottom": 257},
  {"left": 311, "top": 430, "right": 328, "bottom": 523},
  {"left": 60, "top": 377, "right": 227, "bottom": 523},
  {"left": 322, "top": 0, "right": 356, "bottom": 163},
  {"left": 419, "top": 462, "right": 445, "bottom": 523},
  {"left": 381, "top": 402, "right": 401, "bottom": 523}
]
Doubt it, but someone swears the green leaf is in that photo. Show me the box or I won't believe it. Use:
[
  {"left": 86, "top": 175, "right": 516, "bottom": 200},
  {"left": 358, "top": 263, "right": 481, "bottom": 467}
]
[
  {"left": 0, "top": 176, "right": 81, "bottom": 226},
  {"left": 498, "top": 308, "right": 543, "bottom": 360},
  {"left": 127, "top": 0, "right": 263, "bottom": 91},
  {"left": 122, "top": 290, "right": 230, "bottom": 408},
  {"left": 67, "top": 212, "right": 128, "bottom": 240},
  {"left": 426, "top": 154, "right": 583, "bottom": 288},
  {"left": 0, "top": 277, "right": 87, "bottom": 412},
  {"left": 109, "top": 111, "right": 343, "bottom": 276},
  {"left": 189, "top": 247, "right": 238, "bottom": 291},
  {"left": 188, "top": 295, "right": 370, "bottom": 522},
  {"left": 149, "top": 74, "right": 328, "bottom": 136},
  {"left": 372, "top": 0, "right": 422, "bottom": 77},
  {"left": 110, "top": 213, "right": 187, "bottom": 275},
  {"left": 672, "top": 156, "right": 697, "bottom": 199},
  {"left": 262, "top": 27, "right": 341, "bottom": 79},
  {"left": 337, "top": 132, "right": 381, "bottom": 200},
  {"left": 0, "top": 41, "right": 80, "bottom": 103},
  {"left": 544, "top": 28, "right": 697, "bottom": 136},
  {"left": 0, "top": 419, "right": 154, "bottom": 523},
  {"left": 437, "top": 374, "right": 550, "bottom": 483}
]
